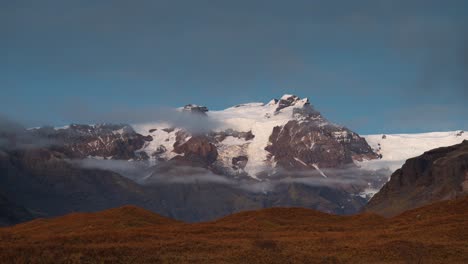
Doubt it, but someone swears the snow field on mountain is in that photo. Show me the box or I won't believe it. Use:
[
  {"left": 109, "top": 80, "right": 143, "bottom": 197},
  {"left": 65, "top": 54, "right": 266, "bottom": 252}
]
[
  {"left": 131, "top": 95, "right": 466, "bottom": 180},
  {"left": 209, "top": 100, "right": 303, "bottom": 178},
  {"left": 132, "top": 123, "right": 180, "bottom": 161},
  {"left": 360, "top": 131, "right": 468, "bottom": 172}
]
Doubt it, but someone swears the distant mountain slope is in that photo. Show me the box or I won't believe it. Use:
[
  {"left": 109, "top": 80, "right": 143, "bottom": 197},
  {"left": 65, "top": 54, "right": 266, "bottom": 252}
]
[
  {"left": 0, "top": 148, "right": 152, "bottom": 219},
  {"left": 1, "top": 196, "right": 467, "bottom": 263},
  {"left": 364, "top": 140, "right": 468, "bottom": 216}
]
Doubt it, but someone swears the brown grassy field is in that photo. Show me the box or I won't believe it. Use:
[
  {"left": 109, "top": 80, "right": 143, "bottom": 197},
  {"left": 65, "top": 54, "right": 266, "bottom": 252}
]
[{"left": 0, "top": 197, "right": 467, "bottom": 264}]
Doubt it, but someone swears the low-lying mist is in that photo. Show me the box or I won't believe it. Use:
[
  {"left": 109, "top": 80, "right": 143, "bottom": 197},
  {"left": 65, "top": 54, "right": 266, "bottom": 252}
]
[
  {"left": 70, "top": 158, "right": 155, "bottom": 183},
  {"left": 69, "top": 158, "right": 391, "bottom": 196},
  {"left": 0, "top": 114, "right": 63, "bottom": 150}
]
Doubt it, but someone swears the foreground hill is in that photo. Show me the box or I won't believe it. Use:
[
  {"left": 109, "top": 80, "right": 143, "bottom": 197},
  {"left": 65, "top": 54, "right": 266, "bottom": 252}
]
[
  {"left": 1, "top": 197, "right": 467, "bottom": 263},
  {"left": 365, "top": 140, "right": 468, "bottom": 216}
]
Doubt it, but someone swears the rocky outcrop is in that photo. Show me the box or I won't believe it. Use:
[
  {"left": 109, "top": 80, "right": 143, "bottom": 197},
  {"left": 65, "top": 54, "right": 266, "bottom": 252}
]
[
  {"left": 232, "top": 156, "right": 248, "bottom": 170},
  {"left": 172, "top": 133, "right": 218, "bottom": 167},
  {"left": 365, "top": 140, "right": 468, "bottom": 217},
  {"left": 275, "top": 94, "right": 308, "bottom": 113},
  {"left": 210, "top": 129, "right": 255, "bottom": 142},
  {"left": 266, "top": 101, "right": 378, "bottom": 171}
]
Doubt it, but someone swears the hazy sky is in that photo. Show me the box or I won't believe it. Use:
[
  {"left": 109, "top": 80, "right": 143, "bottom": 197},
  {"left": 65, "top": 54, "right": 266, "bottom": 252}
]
[{"left": 1, "top": 0, "right": 467, "bottom": 134}]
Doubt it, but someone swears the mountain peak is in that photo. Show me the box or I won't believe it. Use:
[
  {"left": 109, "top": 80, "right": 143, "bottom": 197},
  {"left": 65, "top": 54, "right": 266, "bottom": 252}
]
[
  {"left": 280, "top": 94, "right": 298, "bottom": 100},
  {"left": 275, "top": 94, "right": 310, "bottom": 113}
]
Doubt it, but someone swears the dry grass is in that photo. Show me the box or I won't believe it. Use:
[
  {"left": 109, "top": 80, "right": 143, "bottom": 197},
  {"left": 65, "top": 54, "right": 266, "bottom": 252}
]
[{"left": 1, "top": 198, "right": 468, "bottom": 263}]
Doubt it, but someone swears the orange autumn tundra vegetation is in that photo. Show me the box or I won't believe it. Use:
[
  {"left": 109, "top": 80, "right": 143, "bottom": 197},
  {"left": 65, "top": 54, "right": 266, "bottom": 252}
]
[{"left": 0, "top": 196, "right": 468, "bottom": 264}]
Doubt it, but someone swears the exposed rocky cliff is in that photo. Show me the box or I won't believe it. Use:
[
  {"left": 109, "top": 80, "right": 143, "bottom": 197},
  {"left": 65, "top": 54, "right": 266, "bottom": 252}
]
[
  {"left": 365, "top": 140, "right": 468, "bottom": 216},
  {"left": 266, "top": 120, "right": 377, "bottom": 171}
]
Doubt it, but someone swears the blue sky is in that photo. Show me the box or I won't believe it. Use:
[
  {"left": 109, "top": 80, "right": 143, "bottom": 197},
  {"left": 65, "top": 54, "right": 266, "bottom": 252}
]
[{"left": 1, "top": 0, "right": 467, "bottom": 134}]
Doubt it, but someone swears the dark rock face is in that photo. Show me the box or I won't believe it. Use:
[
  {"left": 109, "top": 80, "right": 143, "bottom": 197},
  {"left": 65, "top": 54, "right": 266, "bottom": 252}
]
[
  {"left": 265, "top": 96, "right": 377, "bottom": 173},
  {"left": 232, "top": 156, "right": 248, "bottom": 170},
  {"left": 210, "top": 129, "right": 255, "bottom": 142},
  {"left": 151, "top": 145, "right": 167, "bottom": 157},
  {"left": 266, "top": 120, "right": 377, "bottom": 170},
  {"left": 275, "top": 95, "right": 302, "bottom": 113},
  {"left": 172, "top": 133, "right": 218, "bottom": 167},
  {"left": 30, "top": 124, "right": 152, "bottom": 160},
  {"left": 172, "top": 128, "right": 254, "bottom": 169},
  {"left": 365, "top": 140, "right": 468, "bottom": 217},
  {"left": 162, "top": 127, "right": 175, "bottom": 133}
]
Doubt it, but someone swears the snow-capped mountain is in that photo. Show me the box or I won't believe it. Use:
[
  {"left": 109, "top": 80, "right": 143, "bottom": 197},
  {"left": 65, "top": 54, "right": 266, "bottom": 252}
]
[
  {"left": 26, "top": 94, "right": 467, "bottom": 183},
  {"left": 132, "top": 94, "right": 378, "bottom": 179}
]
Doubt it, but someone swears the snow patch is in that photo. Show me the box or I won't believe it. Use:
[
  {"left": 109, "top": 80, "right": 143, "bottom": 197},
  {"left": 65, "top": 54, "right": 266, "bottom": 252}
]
[
  {"left": 312, "top": 163, "right": 327, "bottom": 178},
  {"left": 132, "top": 123, "right": 179, "bottom": 160},
  {"left": 294, "top": 157, "right": 308, "bottom": 167},
  {"left": 221, "top": 136, "right": 249, "bottom": 146}
]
